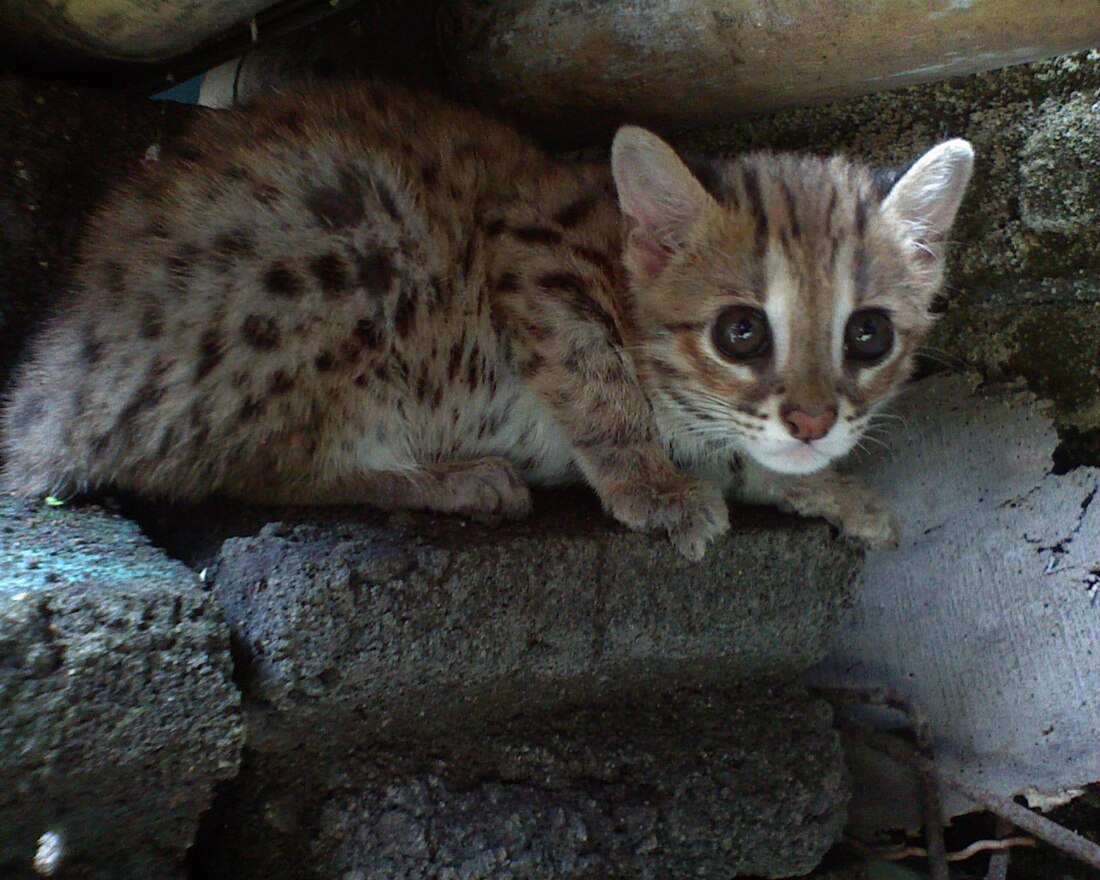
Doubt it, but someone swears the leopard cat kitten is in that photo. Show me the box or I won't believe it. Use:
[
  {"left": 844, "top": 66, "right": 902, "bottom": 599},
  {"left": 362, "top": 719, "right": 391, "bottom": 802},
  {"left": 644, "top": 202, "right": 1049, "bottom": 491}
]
[{"left": 1, "top": 82, "right": 973, "bottom": 559}]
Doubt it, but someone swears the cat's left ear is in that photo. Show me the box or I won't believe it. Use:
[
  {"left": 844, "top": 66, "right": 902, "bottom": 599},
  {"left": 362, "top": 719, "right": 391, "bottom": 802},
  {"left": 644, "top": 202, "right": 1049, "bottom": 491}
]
[
  {"left": 612, "top": 126, "right": 716, "bottom": 279},
  {"left": 881, "top": 139, "right": 974, "bottom": 263}
]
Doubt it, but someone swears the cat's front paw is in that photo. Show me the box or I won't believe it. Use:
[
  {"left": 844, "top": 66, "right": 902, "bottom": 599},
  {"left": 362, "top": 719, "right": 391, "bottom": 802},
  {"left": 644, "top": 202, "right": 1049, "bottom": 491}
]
[
  {"left": 833, "top": 497, "right": 901, "bottom": 550},
  {"left": 605, "top": 475, "right": 730, "bottom": 561},
  {"left": 776, "top": 472, "right": 900, "bottom": 550}
]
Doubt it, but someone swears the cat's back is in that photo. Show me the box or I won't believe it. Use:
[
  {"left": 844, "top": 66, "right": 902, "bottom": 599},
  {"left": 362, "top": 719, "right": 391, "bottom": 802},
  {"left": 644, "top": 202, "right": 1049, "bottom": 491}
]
[{"left": 0, "top": 81, "right": 558, "bottom": 500}]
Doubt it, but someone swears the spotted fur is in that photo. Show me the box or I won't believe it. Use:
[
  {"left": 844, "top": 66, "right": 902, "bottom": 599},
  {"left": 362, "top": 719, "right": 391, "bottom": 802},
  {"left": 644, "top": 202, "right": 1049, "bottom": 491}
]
[{"left": 0, "top": 82, "right": 973, "bottom": 559}]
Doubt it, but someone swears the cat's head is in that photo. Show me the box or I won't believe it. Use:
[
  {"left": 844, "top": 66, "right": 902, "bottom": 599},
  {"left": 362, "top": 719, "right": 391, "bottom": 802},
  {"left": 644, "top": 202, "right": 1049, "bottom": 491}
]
[{"left": 611, "top": 129, "right": 973, "bottom": 475}]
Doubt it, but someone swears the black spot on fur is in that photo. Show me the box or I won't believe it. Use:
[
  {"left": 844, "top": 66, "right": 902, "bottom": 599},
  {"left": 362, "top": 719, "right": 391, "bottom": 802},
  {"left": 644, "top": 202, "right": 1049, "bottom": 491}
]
[
  {"left": 240, "top": 314, "right": 281, "bottom": 351},
  {"left": 263, "top": 263, "right": 304, "bottom": 298},
  {"left": 460, "top": 238, "right": 477, "bottom": 278},
  {"left": 269, "top": 370, "right": 295, "bottom": 394},
  {"left": 569, "top": 245, "right": 615, "bottom": 281},
  {"left": 392, "top": 292, "right": 416, "bottom": 338},
  {"left": 166, "top": 243, "right": 199, "bottom": 286},
  {"left": 354, "top": 249, "right": 395, "bottom": 293},
  {"left": 195, "top": 329, "right": 224, "bottom": 380},
  {"left": 520, "top": 353, "right": 545, "bottom": 377},
  {"left": 139, "top": 305, "right": 164, "bottom": 340},
  {"left": 447, "top": 342, "right": 463, "bottom": 380},
  {"left": 80, "top": 334, "right": 103, "bottom": 368},
  {"left": 239, "top": 396, "right": 267, "bottom": 421},
  {"left": 353, "top": 318, "right": 384, "bottom": 348},
  {"left": 213, "top": 229, "right": 256, "bottom": 258},
  {"left": 373, "top": 176, "right": 402, "bottom": 223},
  {"left": 420, "top": 162, "right": 440, "bottom": 190},
  {"left": 552, "top": 192, "right": 599, "bottom": 228},
  {"left": 538, "top": 271, "right": 587, "bottom": 295},
  {"left": 118, "top": 373, "right": 166, "bottom": 424},
  {"left": 315, "top": 350, "right": 338, "bottom": 372},
  {"left": 304, "top": 168, "right": 365, "bottom": 229},
  {"left": 493, "top": 273, "right": 520, "bottom": 294},
  {"left": 310, "top": 251, "right": 351, "bottom": 298},
  {"left": 103, "top": 260, "right": 127, "bottom": 295},
  {"left": 855, "top": 197, "right": 869, "bottom": 237},
  {"left": 223, "top": 164, "right": 252, "bottom": 183},
  {"left": 538, "top": 272, "right": 623, "bottom": 347},
  {"left": 512, "top": 225, "right": 563, "bottom": 246},
  {"left": 484, "top": 218, "right": 507, "bottom": 237},
  {"left": 254, "top": 184, "right": 283, "bottom": 206}
]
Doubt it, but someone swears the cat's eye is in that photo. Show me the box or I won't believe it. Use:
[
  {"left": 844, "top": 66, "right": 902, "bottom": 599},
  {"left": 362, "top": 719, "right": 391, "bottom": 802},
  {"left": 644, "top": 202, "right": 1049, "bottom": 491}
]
[
  {"left": 844, "top": 309, "right": 894, "bottom": 363},
  {"left": 712, "top": 306, "right": 771, "bottom": 361}
]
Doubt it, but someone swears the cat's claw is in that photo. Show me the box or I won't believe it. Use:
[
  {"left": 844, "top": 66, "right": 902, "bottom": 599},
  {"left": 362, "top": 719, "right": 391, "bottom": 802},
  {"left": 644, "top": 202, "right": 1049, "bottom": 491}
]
[{"left": 606, "top": 475, "right": 730, "bottom": 561}]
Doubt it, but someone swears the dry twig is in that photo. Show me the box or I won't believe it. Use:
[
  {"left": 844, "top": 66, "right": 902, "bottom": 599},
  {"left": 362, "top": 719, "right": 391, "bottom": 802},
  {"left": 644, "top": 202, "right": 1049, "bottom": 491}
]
[{"left": 837, "top": 718, "right": 1100, "bottom": 872}]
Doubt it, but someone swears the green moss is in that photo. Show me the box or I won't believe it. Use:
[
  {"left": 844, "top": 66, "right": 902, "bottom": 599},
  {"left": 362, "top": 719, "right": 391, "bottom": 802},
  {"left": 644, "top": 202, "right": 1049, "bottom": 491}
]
[{"left": 932, "top": 304, "right": 1100, "bottom": 429}]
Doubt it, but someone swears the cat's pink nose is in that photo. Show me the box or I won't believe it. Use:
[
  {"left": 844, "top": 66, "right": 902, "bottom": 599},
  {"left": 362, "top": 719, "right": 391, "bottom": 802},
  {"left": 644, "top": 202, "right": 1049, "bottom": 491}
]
[{"left": 782, "top": 408, "right": 837, "bottom": 442}]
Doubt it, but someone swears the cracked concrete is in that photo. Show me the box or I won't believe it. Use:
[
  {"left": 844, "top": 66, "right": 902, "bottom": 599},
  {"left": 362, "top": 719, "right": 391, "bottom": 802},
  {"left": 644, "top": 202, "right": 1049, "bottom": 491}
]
[{"left": 816, "top": 374, "right": 1100, "bottom": 832}]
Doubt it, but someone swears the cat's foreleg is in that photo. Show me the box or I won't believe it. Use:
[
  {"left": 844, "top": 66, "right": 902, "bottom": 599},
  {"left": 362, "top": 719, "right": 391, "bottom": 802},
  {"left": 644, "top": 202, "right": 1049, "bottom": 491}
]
[
  {"left": 497, "top": 291, "right": 728, "bottom": 560},
  {"left": 736, "top": 459, "right": 900, "bottom": 549}
]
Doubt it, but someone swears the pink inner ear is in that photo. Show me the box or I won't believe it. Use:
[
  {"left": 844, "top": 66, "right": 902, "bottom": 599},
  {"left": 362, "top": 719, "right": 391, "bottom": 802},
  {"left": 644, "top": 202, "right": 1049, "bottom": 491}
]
[
  {"left": 621, "top": 186, "right": 678, "bottom": 278},
  {"left": 629, "top": 229, "right": 671, "bottom": 278}
]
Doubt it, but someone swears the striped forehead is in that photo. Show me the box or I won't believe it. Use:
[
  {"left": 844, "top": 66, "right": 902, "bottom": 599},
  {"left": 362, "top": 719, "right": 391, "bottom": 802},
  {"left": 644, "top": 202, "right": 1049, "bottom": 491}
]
[{"left": 762, "top": 242, "right": 852, "bottom": 375}]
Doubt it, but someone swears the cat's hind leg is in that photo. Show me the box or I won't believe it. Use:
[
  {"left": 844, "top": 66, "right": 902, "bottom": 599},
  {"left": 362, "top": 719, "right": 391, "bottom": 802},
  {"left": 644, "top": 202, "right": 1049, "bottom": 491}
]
[{"left": 288, "top": 456, "right": 532, "bottom": 522}]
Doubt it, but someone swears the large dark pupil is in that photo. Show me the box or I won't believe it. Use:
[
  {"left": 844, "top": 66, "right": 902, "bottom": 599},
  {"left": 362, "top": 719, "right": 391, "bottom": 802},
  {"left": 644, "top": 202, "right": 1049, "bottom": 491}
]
[
  {"left": 845, "top": 309, "right": 893, "bottom": 361},
  {"left": 713, "top": 306, "right": 770, "bottom": 360}
]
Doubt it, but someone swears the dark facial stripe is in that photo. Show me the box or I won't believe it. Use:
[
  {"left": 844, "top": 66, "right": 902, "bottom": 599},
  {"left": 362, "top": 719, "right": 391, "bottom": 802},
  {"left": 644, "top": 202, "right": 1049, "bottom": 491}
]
[
  {"left": 855, "top": 196, "right": 869, "bottom": 237},
  {"left": 779, "top": 178, "right": 801, "bottom": 240},
  {"left": 825, "top": 189, "right": 839, "bottom": 236},
  {"left": 740, "top": 164, "right": 768, "bottom": 250}
]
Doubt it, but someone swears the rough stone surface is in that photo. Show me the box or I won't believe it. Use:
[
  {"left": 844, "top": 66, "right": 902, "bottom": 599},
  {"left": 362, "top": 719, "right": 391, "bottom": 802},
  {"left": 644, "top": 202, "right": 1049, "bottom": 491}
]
[
  {"left": 190, "top": 685, "right": 848, "bottom": 880},
  {"left": 440, "top": 0, "right": 1100, "bottom": 142},
  {"left": 679, "top": 52, "right": 1100, "bottom": 442},
  {"left": 1019, "top": 92, "right": 1100, "bottom": 236},
  {"left": 0, "top": 498, "right": 243, "bottom": 880},
  {"left": 186, "top": 494, "right": 860, "bottom": 744}
]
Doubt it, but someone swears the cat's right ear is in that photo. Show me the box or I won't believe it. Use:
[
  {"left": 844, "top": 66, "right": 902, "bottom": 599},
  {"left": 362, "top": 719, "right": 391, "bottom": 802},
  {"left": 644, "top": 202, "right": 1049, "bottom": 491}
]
[
  {"left": 881, "top": 139, "right": 974, "bottom": 264},
  {"left": 611, "top": 126, "right": 714, "bottom": 279}
]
